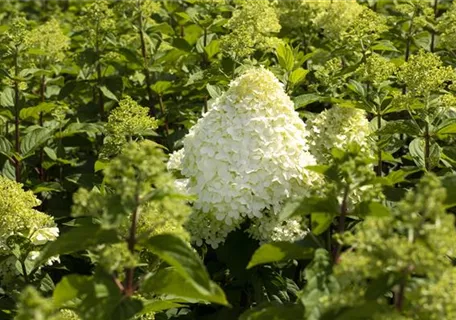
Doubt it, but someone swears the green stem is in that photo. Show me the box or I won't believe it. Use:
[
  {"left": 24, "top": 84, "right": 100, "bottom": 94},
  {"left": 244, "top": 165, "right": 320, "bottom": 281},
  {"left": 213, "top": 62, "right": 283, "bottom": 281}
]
[
  {"left": 430, "top": 0, "right": 438, "bottom": 53},
  {"left": 39, "top": 75, "right": 46, "bottom": 181},
  {"left": 13, "top": 46, "right": 21, "bottom": 182},
  {"left": 424, "top": 122, "right": 430, "bottom": 171},
  {"left": 333, "top": 186, "right": 350, "bottom": 263},
  {"left": 159, "top": 94, "right": 169, "bottom": 138},
  {"left": 377, "top": 102, "right": 383, "bottom": 176},
  {"left": 95, "top": 24, "right": 105, "bottom": 121},
  {"left": 125, "top": 193, "right": 140, "bottom": 297},
  {"left": 138, "top": 1, "right": 156, "bottom": 117}
]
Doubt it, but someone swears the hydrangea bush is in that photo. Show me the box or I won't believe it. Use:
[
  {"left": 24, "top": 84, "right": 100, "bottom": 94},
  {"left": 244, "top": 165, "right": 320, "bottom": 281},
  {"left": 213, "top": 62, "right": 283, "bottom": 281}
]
[{"left": 2, "top": 1, "right": 456, "bottom": 319}]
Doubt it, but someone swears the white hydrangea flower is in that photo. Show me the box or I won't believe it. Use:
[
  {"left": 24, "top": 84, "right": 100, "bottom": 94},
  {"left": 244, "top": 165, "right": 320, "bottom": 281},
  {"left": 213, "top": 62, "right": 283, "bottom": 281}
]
[
  {"left": 167, "top": 148, "right": 185, "bottom": 172},
  {"left": 247, "top": 215, "right": 308, "bottom": 243},
  {"left": 307, "top": 105, "right": 372, "bottom": 163},
  {"left": 177, "top": 67, "right": 319, "bottom": 248},
  {"left": 29, "top": 227, "right": 60, "bottom": 245}
]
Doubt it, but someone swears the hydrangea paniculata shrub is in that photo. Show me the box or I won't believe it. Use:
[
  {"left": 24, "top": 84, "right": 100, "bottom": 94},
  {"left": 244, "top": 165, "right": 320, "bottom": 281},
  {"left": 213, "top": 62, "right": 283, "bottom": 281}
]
[{"left": 170, "top": 68, "right": 319, "bottom": 247}]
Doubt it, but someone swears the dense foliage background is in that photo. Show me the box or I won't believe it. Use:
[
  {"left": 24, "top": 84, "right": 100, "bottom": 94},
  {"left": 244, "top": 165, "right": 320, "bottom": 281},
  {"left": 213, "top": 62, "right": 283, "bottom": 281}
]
[{"left": 2, "top": 0, "right": 456, "bottom": 319}]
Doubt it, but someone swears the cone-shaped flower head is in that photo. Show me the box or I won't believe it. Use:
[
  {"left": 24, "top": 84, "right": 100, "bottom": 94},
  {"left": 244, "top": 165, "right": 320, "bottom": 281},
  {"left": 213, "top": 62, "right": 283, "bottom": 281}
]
[{"left": 176, "top": 67, "right": 318, "bottom": 247}]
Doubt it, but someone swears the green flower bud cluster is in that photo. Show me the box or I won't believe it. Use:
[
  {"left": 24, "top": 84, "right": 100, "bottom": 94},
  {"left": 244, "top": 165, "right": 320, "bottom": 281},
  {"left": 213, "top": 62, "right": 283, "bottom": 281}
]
[
  {"left": 438, "top": 2, "right": 456, "bottom": 51},
  {"left": 73, "top": 140, "right": 190, "bottom": 236},
  {"left": 4, "top": 16, "right": 28, "bottom": 47},
  {"left": 102, "top": 96, "right": 158, "bottom": 158},
  {"left": 313, "top": 57, "right": 346, "bottom": 92},
  {"left": 24, "top": 17, "right": 70, "bottom": 64},
  {"left": 15, "top": 286, "right": 80, "bottom": 320},
  {"left": 397, "top": 50, "right": 455, "bottom": 98},
  {"left": 356, "top": 53, "right": 396, "bottom": 86},
  {"left": 97, "top": 243, "right": 137, "bottom": 274},
  {"left": 0, "top": 176, "right": 57, "bottom": 254},
  {"left": 115, "top": 0, "right": 161, "bottom": 23},
  {"left": 325, "top": 174, "right": 456, "bottom": 317},
  {"left": 78, "top": 0, "right": 115, "bottom": 44},
  {"left": 221, "top": 0, "right": 281, "bottom": 58},
  {"left": 313, "top": 1, "right": 387, "bottom": 48}
]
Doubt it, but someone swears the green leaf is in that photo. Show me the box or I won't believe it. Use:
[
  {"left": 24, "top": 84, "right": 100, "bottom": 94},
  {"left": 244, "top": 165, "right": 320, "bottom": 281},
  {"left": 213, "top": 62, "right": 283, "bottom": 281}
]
[
  {"left": 239, "top": 303, "right": 304, "bottom": 320},
  {"left": 53, "top": 273, "right": 122, "bottom": 319},
  {"left": 442, "top": 175, "right": 456, "bottom": 208},
  {"left": 36, "top": 225, "right": 119, "bottom": 267},
  {"left": 204, "top": 39, "right": 220, "bottom": 59},
  {"left": 151, "top": 81, "right": 172, "bottom": 95},
  {"left": 0, "top": 87, "right": 15, "bottom": 108},
  {"left": 206, "top": 84, "right": 223, "bottom": 99},
  {"left": 0, "top": 136, "right": 12, "bottom": 157},
  {"left": 353, "top": 201, "right": 391, "bottom": 217},
  {"left": 436, "top": 120, "right": 456, "bottom": 135},
  {"left": 378, "top": 120, "right": 420, "bottom": 136},
  {"left": 142, "top": 234, "right": 228, "bottom": 305},
  {"left": 409, "top": 138, "right": 440, "bottom": 169},
  {"left": 289, "top": 68, "right": 308, "bottom": 86},
  {"left": 371, "top": 40, "right": 399, "bottom": 52},
  {"left": 382, "top": 168, "right": 420, "bottom": 186},
  {"left": 19, "top": 102, "right": 56, "bottom": 120},
  {"left": 311, "top": 213, "right": 333, "bottom": 235},
  {"left": 142, "top": 267, "right": 228, "bottom": 306},
  {"left": 276, "top": 43, "right": 294, "bottom": 71},
  {"left": 43, "top": 147, "right": 57, "bottom": 161},
  {"left": 293, "top": 94, "right": 324, "bottom": 109},
  {"left": 138, "top": 300, "right": 184, "bottom": 315},
  {"left": 94, "top": 159, "right": 110, "bottom": 172},
  {"left": 347, "top": 79, "right": 366, "bottom": 97},
  {"left": 247, "top": 242, "right": 314, "bottom": 269},
  {"left": 20, "top": 127, "right": 52, "bottom": 158},
  {"left": 99, "top": 86, "right": 118, "bottom": 102},
  {"left": 280, "top": 195, "right": 339, "bottom": 220}
]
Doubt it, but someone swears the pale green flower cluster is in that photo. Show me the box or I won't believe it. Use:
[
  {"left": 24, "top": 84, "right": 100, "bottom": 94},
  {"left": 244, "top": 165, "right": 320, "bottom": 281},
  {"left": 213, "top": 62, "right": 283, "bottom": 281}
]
[
  {"left": 0, "top": 176, "right": 58, "bottom": 253},
  {"left": 221, "top": 0, "right": 281, "bottom": 58},
  {"left": 75, "top": 140, "right": 189, "bottom": 235},
  {"left": 102, "top": 96, "right": 158, "bottom": 158},
  {"left": 15, "top": 286, "right": 80, "bottom": 320},
  {"left": 397, "top": 50, "right": 455, "bottom": 98},
  {"left": 306, "top": 106, "right": 372, "bottom": 164},
  {"left": 438, "top": 2, "right": 456, "bottom": 51},
  {"left": 277, "top": 0, "right": 322, "bottom": 31},
  {"left": 79, "top": 0, "right": 115, "bottom": 43},
  {"left": 0, "top": 176, "right": 59, "bottom": 287},
  {"left": 326, "top": 174, "right": 456, "bottom": 318},
  {"left": 171, "top": 68, "right": 319, "bottom": 247},
  {"left": 312, "top": 0, "right": 387, "bottom": 48},
  {"left": 25, "top": 17, "right": 70, "bottom": 63},
  {"left": 356, "top": 53, "right": 396, "bottom": 86}
]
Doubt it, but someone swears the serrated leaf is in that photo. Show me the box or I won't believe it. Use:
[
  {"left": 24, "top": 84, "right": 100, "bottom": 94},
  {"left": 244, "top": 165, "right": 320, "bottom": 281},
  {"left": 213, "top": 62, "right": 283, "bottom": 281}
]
[
  {"left": 289, "top": 68, "right": 308, "bottom": 86},
  {"left": 206, "top": 84, "right": 223, "bottom": 99},
  {"left": 276, "top": 43, "right": 294, "bottom": 71},
  {"left": 99, "top": 86, "right": 118, "bottom": 102},
  {"left": 151, "top": 81, "right": 172, "bottom": 95},
  {"left": 20, "top": 127, "right": 52, "bottom": 158},
  {"left": 142, "top": 234, "right": 228, "bottom": 305},
  {"left": 293, "top": 94, "right": 323, "bottom": 109},
  {"left": 0, "top": 136, "right": 12, "bottom": 157},
  {"left": 204, "top": 39, "right": 220, "bottom": 59},
  {"left": 247, "top": 242, "right": 314, "bottom": 269},
  {"left": 19, "top": 102, "right": 56, "bottom": 120},
  {"left": 142, "top": 267, "right": 228, "bottom": 306},
  {"left": 35, "top": 225, "right": 120, "bottom": 268},
  {"left": 1, "top": 87, "right": 15, "bottom": 108}
]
